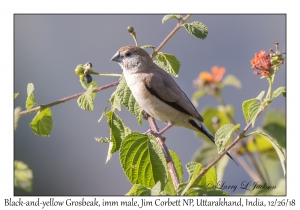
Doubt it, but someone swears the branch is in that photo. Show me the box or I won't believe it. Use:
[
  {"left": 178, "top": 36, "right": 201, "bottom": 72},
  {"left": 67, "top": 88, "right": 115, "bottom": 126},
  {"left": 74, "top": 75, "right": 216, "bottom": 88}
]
[
  {"left": 19, "top": 81, "right": 119, "bottom": 117},
  {"left": 217, "top": 95, "right": 266, "bottom": 182},
  {"left": 181, "top": 109, "right": 264, "bottom": 195}
]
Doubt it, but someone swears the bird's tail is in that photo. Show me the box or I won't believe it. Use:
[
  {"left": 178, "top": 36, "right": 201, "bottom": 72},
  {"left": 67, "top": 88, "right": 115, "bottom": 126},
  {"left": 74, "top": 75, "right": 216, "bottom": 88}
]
[{"left": 189, "top": 119, "right": 239, "bottom": 166}]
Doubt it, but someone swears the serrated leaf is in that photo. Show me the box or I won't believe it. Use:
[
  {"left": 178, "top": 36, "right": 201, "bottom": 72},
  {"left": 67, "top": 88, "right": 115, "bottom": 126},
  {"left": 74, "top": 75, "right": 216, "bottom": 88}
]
[
  {"left": 14, "top": 160, "right": 33, "bottom": 192},
  {"left": 221, "top": 75, "right": 242, "bottom": 89},
  {"left": 94, "top": 137, "right": 111, "bottom": 143},
  {"left": 248, "top": 100, "right": 262, "bottom": 127},
  {"left": 164, "top": 150, "right": 183, "bottom": 195},
  {"left": 181, "top": 162, "right": 218, "bottom": 195},
  {"left": 109, "top": 90, "right": 121, "bottom": 111},
  {"left": 242, "top": 98, "right": 258, "bottom": 124},
  {"left": 120, "top": 133, "right": 167, "bottom": 188},
  {"left": 153, "top": 60, "right": 171, "bottom": 74},
  {"left": 255, "top": 130, "right": 286, "bottom": 177},
  {"left": 156, "top": 52, "right": 180, "bottom": 77},
  {"left": 105, "top": 111, "right": 131, "bottom": 163},
  {"left": 183, "top": 21, "right": 208, "bottom": 40},
  {"left": 29, "top": 107, "right": 53, "bottom": 136},
  {"left": 26, "top": 83, "right": 35, "bottom": 110},
  {"left": 126, "top": 184, "right": 151, "bottom": 196},
  {"left": 140, "top": 45, "right": 155, "bottom": 52},
  {"left": 14, "top": 106, "right": 21, "bottom": 131},
  {"left": 273, "top": 87, "right": 286, "bottom": 99},
  {"left": 192, "top": 90, "right": 207, "bottom": 107},
  {"left": 162, "top": 15, "right": 183, "bottom": 23},
  {"left": 115, "top": 76, "right": 143, "bottom": 124},
  {"left": 151, "top": 181, "right": 162, "bottom": 195},
  {"left": 183, "top": 162, "right": 203, "bottom": 193},
  {"left": 262, "top": 109, "right": 286, "bottom": 148},
  {"left": 186, "top": 188, "right": 228, "bottom": 196},
  {"left": 198, "top": 166, "right": 217, "bottom": 190},
  {"left": 80, "top": 80, "right": 97, "bottom": 100},
  {"left": 256, "top": 91, "right": 265, "bottom": 101},
  {"left": 14, "top": 93, "right": 19, "bottom": 99},
  {"left": 215, "top": 124, "right": 240, "bottom": 153},
  {"left": 77, "top": 85, "right": 94, "bottom": 111},
  {"left": 192, "top": 143, "right": 229, "bottom": 182}
]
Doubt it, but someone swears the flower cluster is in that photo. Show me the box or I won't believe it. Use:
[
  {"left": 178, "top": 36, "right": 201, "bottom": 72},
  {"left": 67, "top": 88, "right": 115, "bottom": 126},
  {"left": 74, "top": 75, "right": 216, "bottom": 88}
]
[
  {"left": 194, "top": 66, "right": 226, "bottom": 88},
  {"left": 250, "top": 50, "right": 272, "bottom": 76}
]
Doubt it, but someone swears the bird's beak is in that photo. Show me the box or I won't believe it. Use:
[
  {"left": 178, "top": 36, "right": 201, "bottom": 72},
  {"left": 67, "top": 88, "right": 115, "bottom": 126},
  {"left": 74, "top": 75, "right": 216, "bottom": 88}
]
[{"left": 110, "top": 51, "right": 123, "bottom": 62}]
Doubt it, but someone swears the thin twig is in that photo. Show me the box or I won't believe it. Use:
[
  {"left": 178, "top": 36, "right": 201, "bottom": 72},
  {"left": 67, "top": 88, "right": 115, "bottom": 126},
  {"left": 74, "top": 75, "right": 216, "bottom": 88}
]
[
  {"left": 151, "top": 14, "right": 192, "bottom": 57},
  {"left": 253, "top": 137, "right": 271, "bottom": 184},
  {"left": 234, "top": 152, "right": 261, "bottom": 181},
  {"left": 181, "top": 109, "right": 264, "bottom": 195},
  {"left": 19, "top": 81, "right": 119, "bottom": 117},
  {"left": 217, "top": 95, "right": 265, "bottom": 183}
]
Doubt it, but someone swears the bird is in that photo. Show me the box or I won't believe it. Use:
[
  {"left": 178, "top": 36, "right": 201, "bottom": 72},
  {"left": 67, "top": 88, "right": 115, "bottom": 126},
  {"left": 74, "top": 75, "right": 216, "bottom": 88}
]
[{"left": 110, "top": 45, "right": 238, "bottom": 165}]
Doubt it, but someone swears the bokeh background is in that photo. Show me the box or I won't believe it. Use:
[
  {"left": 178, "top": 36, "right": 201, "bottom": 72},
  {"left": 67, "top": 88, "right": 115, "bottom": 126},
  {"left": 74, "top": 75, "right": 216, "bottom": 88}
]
[{"left": 14, "top": 14, "right": 285, "bottom": 195}]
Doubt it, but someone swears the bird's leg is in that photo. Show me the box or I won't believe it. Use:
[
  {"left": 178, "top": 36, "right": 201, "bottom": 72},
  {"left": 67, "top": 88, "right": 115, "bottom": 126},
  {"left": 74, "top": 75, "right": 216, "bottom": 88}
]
[{"left": 146, "top": 123, "right": 173, "bottom": 137}]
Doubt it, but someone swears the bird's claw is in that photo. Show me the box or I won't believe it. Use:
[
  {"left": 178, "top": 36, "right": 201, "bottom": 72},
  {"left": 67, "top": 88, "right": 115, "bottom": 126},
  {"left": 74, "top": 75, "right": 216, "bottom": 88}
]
[{"left": 144, "top": 129, "right": 166, "bottom": 142}]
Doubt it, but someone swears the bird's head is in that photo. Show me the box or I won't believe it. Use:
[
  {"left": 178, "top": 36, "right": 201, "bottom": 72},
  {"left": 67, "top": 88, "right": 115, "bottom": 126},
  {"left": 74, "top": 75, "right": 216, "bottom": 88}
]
[{"left": 110, "top": 46, "right": 153, "bottom": 73}]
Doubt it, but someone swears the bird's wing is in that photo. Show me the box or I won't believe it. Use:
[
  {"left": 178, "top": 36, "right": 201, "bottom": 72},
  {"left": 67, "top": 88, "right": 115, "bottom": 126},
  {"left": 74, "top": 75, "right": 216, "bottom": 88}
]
[{"left": 143, "top": 66, "right": 203, "bottom": 122}]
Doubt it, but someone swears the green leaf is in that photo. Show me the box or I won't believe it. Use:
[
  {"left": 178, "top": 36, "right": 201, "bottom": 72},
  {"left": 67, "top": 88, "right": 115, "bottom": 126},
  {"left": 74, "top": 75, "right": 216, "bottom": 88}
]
[
  {"left": 14, "top": 106, "right": 21, "bottom": 131},
  {"left": 181, "top": 162, "right": 203, "bottom": 195},
  {"left": 126, "top": 184, "right": 151, "bottom": 196},
  {"left": 248, "top": 100, "right": 262, "bottom": 127},
  {"left": 273, "top": 87, "right": 286, "bottom": 99},
  {"left": 77, "top": 85, "right": 94, "bottom": 111},
  {"left": 105, "top": 111, "right": 131, "bottom": 163},
  {"left": 197, "top": 106, "right": 234, "bottom": 140},
  {"left": 183, "top": 21, "right": 208, "bottom": 40},
  {"left": 186, "top": 188, "right": 228, "bottom": 196},
  {"left": 181, "top": 162, "right": 218, "bottom": 195},
  {"left": 115, "top": 76, "right": 143, "bottom": 125},
  {"left": 242, "top": 98, "right": 257, "bottom": 124},
  {"left": 120, "top": 133, "right": 167, "bottom": 188},
  {"left": 94, "top": 137, "right": 111, "bottom": 143},
  {"left": 256, "top": 91, "right": 265, "bottom": 101},
  {"left": 14, "top": 160, "right": 33, "bottom": 192},
  {"left": 29, "top": 107, "right": 53, "bottom": 136},
  {"left": 192, "top": 90, "right": 207, "bottom": 107},
  {"left": 164, "top": 150, "right": 183, "bottom": 195},
  {"left": 162, "top": 15, "right": 183, "bottom": 23},
  {"left": 151, "top": 181, "right": 162, "bottom": 195},
  {"left": 156, "top": 52, "right": 181, "bottom": 77},
  {"left": 192, "top": 143, "right": 229, "bottom": 182},
  {"left": 215, "top": 124, "right": 240, "bottom": 153},
  {"left": 14, "top": 93, "right": 19, "bottom": 99},
  {"left": 262, "top": 109, "right": 286, "bottom": 148},
  {"left": 26, "top": 83, "right": 35, "bottom": 110},
  {"left": 221, "top": 75, "right": 242, "bottom": 89},
  {"left": 198, "top": 166, "right": 217, "bottom": 190},
  {"left": 109, "top": 90, "right": 121, "bottom": 111},
  {"left": 140, "top": 45, "right": 155, "bottom": 52},
  {"left": 255, "top": 130, "right": 286, "bottom": 177},
  {"left": 80, "top": 80, "right": 97, "bottom": 100}
]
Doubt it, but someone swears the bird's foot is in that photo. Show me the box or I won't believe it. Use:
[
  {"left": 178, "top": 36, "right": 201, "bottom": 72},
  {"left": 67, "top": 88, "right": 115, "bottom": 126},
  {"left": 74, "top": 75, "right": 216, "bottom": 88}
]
[{"left": 144, "top": 129, "right": 166, "bottom": 142}]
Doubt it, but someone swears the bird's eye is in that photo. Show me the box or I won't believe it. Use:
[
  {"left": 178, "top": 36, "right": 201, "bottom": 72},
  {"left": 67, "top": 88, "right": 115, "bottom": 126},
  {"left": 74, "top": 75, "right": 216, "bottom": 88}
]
[{"left": 125, "top": 51, "right": 132, "bottom": 57}]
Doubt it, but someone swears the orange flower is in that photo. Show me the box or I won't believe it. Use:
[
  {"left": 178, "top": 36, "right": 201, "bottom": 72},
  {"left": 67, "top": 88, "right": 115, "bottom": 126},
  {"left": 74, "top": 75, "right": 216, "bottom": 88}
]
[
  {"left": 250, "top": 50, "right": 272, "bottom": 76},
  {"left": 199, "top": 66, "right": 226, "bottom": 83}
]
